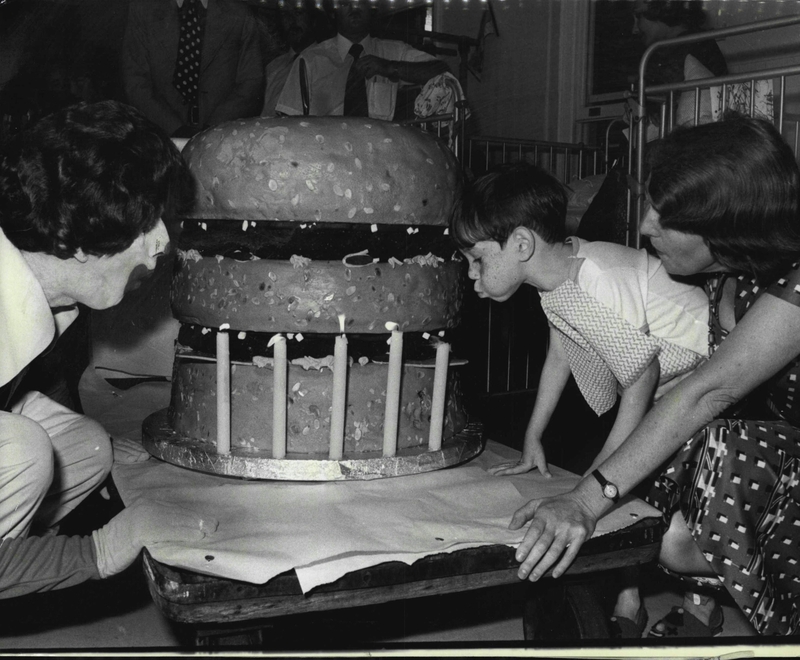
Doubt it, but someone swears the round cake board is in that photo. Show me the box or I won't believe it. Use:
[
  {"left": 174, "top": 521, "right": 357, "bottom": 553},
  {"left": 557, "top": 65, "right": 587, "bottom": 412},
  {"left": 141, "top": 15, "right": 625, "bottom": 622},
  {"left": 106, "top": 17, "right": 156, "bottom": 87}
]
[{"left": 142, "top": 409, "right": 484, "bottom": 481}]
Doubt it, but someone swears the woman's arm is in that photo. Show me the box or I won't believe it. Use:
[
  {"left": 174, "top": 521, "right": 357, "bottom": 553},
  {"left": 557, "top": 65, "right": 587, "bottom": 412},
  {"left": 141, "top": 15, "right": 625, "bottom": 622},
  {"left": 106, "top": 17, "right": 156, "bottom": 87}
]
[
  {"left": 489, "top": 327, "right": 571, "bottom": 477},
  {"left": 584, "top": 357, "right": 660, "bottom": 476},
  {"left": 510, "top": 292, "right": 800, "bottom": 582},
  {"left": 0, "top": 535, "right": 99, "bottom": 598}
]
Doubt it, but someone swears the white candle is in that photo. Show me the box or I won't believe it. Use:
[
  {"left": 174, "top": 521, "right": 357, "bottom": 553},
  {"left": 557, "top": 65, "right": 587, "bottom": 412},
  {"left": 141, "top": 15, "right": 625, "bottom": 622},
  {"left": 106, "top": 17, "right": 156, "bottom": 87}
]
[
  {"left": 269, "top": 334, "right": 287, "bottom": 459},
  {"left": 216, "top": 330, "right": 231, "bottom": 455},
  {"left": 329, "top": 315, "right": 348, "bottom": 460},
  {"left": 383, "top": 322, "right": 404, "bottom": 458},
  {"left": 428, "top": 340, "right": 450, "bottom": 452}
]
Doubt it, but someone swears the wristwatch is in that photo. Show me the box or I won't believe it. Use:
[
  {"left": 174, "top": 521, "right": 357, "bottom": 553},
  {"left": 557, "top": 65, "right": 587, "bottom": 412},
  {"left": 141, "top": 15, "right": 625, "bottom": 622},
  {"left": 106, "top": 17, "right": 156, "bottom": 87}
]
[{"left": 591, "top": 469, "right": 620, "bottom": 503}]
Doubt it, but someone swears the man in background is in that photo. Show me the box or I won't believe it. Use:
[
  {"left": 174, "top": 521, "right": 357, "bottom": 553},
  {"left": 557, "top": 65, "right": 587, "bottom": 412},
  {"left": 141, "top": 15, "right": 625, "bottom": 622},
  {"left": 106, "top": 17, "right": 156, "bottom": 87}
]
[
  {"left": 260, "top": 3, "right": 323, "bottom": 117},
  {"left": 276, "top": 0, "right": 448, "bottom": 121},
  {"left": 122, "top": 0, "right": 264, "bottom": 138}
]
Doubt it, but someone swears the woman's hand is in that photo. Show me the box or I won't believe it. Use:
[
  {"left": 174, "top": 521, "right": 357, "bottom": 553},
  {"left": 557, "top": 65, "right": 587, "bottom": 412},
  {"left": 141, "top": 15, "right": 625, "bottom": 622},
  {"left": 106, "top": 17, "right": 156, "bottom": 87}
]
[{"left": 509, "top": 489, "right": 600, "bottom": 581}]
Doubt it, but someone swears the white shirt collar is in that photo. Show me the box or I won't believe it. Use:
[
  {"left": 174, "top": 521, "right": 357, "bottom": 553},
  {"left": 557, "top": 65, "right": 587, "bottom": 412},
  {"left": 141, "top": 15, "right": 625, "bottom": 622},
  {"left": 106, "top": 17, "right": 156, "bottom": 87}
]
[
  {"left": 0, "top": 229, "right": 78, "bottom": 388},
  {"left": 177, "top": 0, "right": 208, "bottom": 8},
  {"left": 336, "top": 33, "right": 372, "bottom": 61}
]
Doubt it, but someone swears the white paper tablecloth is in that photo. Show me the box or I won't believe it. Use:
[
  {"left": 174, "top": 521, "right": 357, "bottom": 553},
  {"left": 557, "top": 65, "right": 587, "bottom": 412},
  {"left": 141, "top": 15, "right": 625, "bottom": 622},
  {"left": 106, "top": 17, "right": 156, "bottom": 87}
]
[{"left": 80, "top": 368, "right": 661, "bottom": 593}]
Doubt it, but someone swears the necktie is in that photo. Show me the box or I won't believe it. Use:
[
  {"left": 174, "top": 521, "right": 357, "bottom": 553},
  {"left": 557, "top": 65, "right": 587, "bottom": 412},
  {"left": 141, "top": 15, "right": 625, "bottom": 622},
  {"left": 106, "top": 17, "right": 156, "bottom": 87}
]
[
  {"left": 343, "top": 43, "right": 369, "bottom": 117},
  {"left": 173, "top": 0, "right": 204, "bottom": 118}
]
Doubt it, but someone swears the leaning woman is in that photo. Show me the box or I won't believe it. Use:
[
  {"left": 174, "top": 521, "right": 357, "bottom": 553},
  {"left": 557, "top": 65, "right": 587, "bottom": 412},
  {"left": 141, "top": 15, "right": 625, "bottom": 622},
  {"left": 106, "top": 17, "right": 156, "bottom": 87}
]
[{"left": 510, "top": 114, "right": 800, "bottom": 637}]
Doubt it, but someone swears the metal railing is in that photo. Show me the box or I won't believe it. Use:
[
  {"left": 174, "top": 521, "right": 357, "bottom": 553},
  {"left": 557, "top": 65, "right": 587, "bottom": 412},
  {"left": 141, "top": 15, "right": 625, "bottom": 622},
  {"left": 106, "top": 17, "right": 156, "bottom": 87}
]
[{"left": 466, "top": 135, "right": 605, "bottom": 182}]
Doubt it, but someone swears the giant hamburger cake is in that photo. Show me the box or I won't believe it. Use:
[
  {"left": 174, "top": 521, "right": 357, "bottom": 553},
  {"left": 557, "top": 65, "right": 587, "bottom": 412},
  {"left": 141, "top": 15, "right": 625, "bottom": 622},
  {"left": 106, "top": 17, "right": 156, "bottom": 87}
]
[{"left": 142, "top": 116, "right": 482, "bottom": 480}]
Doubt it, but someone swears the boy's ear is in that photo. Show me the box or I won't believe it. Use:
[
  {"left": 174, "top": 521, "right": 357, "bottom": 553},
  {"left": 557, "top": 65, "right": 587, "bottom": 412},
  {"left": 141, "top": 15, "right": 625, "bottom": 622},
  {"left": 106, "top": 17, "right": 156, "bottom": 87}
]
[
  {"left": 511, "top": 227, "right": 536, "bottom": 261},
  {"left": 73, "top": 249, "right": 89, "bottom": 264}
]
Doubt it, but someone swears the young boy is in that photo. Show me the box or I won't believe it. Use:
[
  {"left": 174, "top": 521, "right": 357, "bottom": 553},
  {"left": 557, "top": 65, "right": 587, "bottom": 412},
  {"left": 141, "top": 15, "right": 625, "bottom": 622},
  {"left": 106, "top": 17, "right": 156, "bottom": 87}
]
[{"left": 451, "top": 163, "right": 709, "bottom": 478}]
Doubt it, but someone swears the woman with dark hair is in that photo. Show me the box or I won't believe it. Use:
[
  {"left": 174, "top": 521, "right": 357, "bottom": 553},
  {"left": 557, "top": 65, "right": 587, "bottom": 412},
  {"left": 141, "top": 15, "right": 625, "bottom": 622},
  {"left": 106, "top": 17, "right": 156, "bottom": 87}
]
[
  {"left": 645, "top": 117, "right": 800, "bottom": 278},
  {"left": 0, "top": 100, "right": 215, "bottom": 600},
  {"left": 1, "top": 101, "right": 187, "bottom": 261},
  {"left": 510, "top": 114, "right": 800, "bottom": 637}
]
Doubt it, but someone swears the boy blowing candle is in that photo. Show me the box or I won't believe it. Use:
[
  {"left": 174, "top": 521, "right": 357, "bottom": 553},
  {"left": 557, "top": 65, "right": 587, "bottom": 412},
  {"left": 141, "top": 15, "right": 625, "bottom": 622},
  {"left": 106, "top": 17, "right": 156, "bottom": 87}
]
[{"left": 450, "top": 163, "right": 709, "bottom": 480}]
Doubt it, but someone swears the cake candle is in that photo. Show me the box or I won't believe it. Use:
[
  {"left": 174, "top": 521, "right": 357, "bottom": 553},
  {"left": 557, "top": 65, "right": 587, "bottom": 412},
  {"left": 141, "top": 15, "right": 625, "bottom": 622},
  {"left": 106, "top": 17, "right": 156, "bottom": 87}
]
[
  {"left": 216, "top": 329, "right": 231, "bottom": 455},
  {"left": 383, "top": 322, "right": 403, "bottom": 458},
  {"left": 329, "top": 314, "right": 348, "bottom": 460},
  {"left": 428, "top": 340, "right": 450, "bottom": 452},
  {"left": 269, "top": 334, "right": 288, "bottom": 459}
]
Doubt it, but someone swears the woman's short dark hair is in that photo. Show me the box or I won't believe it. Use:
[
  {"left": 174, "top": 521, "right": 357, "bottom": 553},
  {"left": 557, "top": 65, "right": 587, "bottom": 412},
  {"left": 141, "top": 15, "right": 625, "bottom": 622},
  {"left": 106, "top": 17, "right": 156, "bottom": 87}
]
[
  {"left": 647, "top": 114, "right": 800, "bottom": 279},
  {"left": 639, "top": 1, "right": 707, "bottom": 31},
  {"left": 450, "top": 162, "right": 567, "bottom": 249},
  {"left": 0, "top": 100, "right": 189, "bottom": 258}
]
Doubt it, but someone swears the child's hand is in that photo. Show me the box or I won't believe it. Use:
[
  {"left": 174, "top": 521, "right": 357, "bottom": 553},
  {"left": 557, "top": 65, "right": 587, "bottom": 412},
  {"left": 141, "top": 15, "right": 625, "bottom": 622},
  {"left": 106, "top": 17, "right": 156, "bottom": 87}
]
[
  {"left": 488, "top": 446, "right": 551, "bottom": 478},
  {"left": 488, "top": 459, "right": 537, "bottom": 476}
]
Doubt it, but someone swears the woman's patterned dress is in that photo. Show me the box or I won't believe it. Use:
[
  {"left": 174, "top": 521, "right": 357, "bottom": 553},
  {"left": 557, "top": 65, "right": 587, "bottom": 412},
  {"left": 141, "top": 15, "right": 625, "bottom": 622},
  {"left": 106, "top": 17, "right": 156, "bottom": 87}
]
[{"left": 646, "top": 265, "right": 800, "bottom": 635}]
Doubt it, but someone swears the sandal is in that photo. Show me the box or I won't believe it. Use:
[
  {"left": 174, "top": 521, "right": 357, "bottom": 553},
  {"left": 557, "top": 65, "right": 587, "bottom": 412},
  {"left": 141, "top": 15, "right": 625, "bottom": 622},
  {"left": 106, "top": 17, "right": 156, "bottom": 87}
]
[
  {"left": 647, "top": 605, "right": 724, "bottom": 638},
  {"left": 609, "top": 605, "right": 648, "bottom": 639}
]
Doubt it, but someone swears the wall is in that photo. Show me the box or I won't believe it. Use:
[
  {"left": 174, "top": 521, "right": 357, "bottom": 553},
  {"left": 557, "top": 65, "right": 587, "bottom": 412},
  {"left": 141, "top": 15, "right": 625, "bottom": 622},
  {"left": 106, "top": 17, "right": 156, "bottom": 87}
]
[{"left": 436, "top": 0, "right": 562, "bottom": 141}]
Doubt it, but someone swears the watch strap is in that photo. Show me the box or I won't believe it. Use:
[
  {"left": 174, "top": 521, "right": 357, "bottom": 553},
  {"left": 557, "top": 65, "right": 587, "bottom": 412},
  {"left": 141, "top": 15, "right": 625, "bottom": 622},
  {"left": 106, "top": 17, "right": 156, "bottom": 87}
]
[{"left": 591, "top": 469, "right": 620, "bottom": 503}]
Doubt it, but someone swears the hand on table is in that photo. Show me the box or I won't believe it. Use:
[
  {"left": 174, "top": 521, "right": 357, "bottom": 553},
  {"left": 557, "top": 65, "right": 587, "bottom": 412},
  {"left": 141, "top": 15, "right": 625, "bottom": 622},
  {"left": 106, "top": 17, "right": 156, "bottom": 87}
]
[
  {"left": 509, "top": 491, "right": 598, "bottom": 582},
  {"left": 92, "top": 500, "right": 218, "bottom": 578}
]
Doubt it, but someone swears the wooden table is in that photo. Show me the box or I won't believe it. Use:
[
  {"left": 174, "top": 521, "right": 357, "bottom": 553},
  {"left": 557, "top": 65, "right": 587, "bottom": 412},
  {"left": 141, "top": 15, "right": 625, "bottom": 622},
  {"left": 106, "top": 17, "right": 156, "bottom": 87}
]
[{"left": 143, "top": 515, "right": 664, "bottom": 646}]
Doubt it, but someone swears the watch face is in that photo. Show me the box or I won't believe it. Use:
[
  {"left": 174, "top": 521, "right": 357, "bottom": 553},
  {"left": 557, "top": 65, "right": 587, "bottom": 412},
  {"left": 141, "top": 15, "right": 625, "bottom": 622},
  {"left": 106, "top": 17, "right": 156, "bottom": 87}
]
[{"left": 603, "top": 483, "right": 618, "bottom": 499}]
